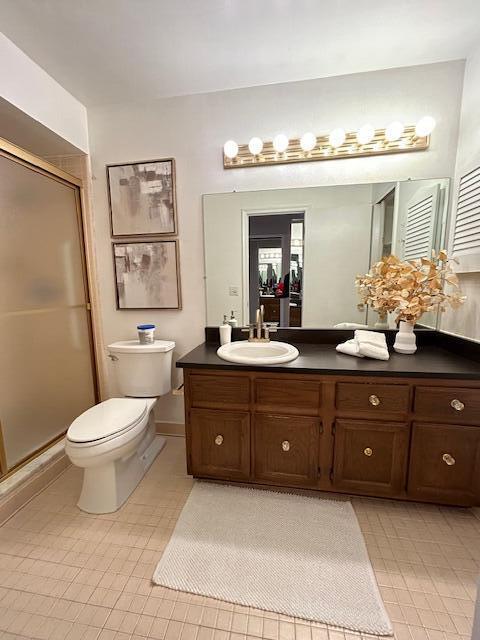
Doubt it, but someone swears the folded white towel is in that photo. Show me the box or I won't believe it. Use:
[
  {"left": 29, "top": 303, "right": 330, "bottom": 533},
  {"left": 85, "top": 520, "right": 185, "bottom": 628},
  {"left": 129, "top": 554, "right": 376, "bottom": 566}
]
[
  {"left": 336, "top": 331, "right": 390, "bottom": 360},
  {"left": 336, "top": 338, "right": 364, "bottom": 358},
  {"left": 358, "top": 343, "right": 390, "bottom": 361},
  {"left": 355, "top": 330, "right": 388, "bottom": 348}
]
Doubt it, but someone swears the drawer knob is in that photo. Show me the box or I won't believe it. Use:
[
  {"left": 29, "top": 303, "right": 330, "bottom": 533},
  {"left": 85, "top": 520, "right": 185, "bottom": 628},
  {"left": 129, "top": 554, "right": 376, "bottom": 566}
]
[
  {"left": 282, "top": 440, "right": 290, "bottom": 452},
  {"left": 214, "top": 434, "right": 224, "bottom": 446},
  {"left": 369, "top": 394, "right": 380, "bottom": 406},
  {"left": 450, "top": 398, "right": 465, "bottom": 411},
  {"left": 442, "top": 453, "right": 456, "bottom": 466},
  {"left": 364, "top": 447, "right": 373, "bottom": 457}
]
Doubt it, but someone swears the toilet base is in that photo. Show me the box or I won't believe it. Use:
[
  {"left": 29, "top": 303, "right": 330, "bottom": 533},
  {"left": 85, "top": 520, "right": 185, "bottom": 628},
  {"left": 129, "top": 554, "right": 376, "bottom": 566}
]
[{"left": 77, "top": 433, "right": 166, "bottom": 514}]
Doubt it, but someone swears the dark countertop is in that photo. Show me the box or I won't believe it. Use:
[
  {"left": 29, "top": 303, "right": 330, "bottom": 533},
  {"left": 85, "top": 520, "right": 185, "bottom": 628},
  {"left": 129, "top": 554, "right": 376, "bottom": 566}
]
[{"left": 176, "top": 341, "right": 480, "bottom": 379}]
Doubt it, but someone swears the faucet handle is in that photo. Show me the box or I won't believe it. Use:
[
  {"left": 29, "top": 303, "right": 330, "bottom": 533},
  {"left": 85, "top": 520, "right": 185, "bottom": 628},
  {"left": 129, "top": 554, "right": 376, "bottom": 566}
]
[{"left": 241, "top": 324, "right": 255, "bottom": 339}]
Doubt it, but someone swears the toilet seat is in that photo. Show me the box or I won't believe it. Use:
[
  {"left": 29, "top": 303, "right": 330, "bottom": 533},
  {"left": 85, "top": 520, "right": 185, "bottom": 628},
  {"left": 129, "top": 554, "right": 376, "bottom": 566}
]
[{"left": 67, "top": 398, "right": 148, "bottom": 445}]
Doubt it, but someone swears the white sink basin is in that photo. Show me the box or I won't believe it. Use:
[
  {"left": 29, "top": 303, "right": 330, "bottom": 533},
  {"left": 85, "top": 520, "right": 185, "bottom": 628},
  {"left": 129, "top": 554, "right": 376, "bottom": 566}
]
[{"left": 217, "top": 340, "right": 299, "bottom": 365}]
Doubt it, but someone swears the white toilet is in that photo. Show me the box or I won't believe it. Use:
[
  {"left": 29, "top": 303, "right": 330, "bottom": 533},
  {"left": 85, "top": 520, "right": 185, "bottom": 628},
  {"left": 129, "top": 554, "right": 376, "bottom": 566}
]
[{"left": 66, "top": 339, "right": 175, "bottom": 514}]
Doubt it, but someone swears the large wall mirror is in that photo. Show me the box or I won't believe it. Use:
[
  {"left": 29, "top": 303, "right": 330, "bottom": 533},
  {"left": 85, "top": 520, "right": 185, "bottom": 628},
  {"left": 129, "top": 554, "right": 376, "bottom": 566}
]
[{"left": 203, "top": 178, "right": 450, "bottom": 329}]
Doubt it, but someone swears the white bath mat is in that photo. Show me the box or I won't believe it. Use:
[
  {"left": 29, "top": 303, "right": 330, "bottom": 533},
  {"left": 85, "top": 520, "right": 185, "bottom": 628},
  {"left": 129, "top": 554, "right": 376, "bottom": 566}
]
[{"left": 153, "top": 483, "right": 392, "bottom": 635}]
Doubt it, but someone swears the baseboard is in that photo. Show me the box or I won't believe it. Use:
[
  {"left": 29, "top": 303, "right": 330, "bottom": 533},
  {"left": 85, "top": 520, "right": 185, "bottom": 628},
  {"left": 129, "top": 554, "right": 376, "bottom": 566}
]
[
  {"left": 156, "top": 421, "right": 185, "bottom": 437},
  {"left": 0, "top": 451, "right": 70, "bottom": 526}
]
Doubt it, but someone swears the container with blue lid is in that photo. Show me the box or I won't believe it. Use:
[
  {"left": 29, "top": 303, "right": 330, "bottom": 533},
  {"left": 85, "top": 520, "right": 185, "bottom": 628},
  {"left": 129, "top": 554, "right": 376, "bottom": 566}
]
[{"left": 137, "top": 324, "right": 156, "bottom": 345}]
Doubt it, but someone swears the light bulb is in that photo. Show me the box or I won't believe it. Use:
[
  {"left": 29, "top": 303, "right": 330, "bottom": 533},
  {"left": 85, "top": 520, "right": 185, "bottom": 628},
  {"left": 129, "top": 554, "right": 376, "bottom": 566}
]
[
  {"left": 273, "top": 134, "right": 289, "bottom": 153},
  {"left": 356, "top": 124, "right": 375, "bottom": 145},
  {"left": 223, "top": 140, "right": 239, "bottom": 159},
  {"left": 329, "top": 128, "right": 346, "bottom": 148},
  {"left": 248, "top": 137, "right": 263, "bottom": 155},
  {"left": 300, "top": 132, "right": 316, "bottom": 152},
  {"left": 415, "top": 116, "right": 436, "bottom": 137},
  {"left": 385, "top": 121, "right": 404, "bottom": 142}
]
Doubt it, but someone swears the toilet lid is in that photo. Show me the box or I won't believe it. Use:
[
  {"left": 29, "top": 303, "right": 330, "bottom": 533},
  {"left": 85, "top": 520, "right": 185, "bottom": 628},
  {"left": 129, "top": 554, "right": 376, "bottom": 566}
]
[{"left": 67, "top": 398, "right": 148, "bottom": 443}]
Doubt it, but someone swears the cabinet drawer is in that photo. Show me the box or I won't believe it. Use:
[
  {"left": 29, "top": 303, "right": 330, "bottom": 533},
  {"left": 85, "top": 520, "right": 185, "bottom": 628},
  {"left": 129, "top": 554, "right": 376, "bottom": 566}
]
[
  {"left": 408, "top": 422, "right": 480, "bottom": 506},
  {"left": 333, "top": 419, "right": 409, "bottom": 497},
  {"left": 190, "top": 374, "right": 250, "bottom": 409},
  {"left": 414, "top": 386, "right": 480, "bottom": 424},
  {"left": 254, "top": 414, "right": 320, "bottom": 486},
  {"left": 254, "top": 378, "right": 322, "bottom": 416},
  {"left": 190, "top": 409, "right": 250, "bottom": 480},
  {"left": 336, "top": 382, "right": 409, "bottom": 415}
]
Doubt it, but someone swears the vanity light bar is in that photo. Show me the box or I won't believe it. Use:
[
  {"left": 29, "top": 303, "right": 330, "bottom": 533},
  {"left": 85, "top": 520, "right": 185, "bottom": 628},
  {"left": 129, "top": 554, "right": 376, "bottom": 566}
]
[{"left": 223, "top": 123, "right": 433, "bottom": 170}]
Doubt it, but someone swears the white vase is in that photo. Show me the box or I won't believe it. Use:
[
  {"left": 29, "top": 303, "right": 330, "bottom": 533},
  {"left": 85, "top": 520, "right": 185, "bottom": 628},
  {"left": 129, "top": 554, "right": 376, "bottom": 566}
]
[{"left": 393, "top": 321, "right": 417, "bottom": 354}]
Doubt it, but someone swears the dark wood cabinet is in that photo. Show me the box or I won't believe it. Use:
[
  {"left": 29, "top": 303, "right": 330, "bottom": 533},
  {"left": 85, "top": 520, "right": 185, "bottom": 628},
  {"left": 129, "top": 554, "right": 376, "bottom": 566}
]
[
  {"left": 336, "top": 382, "right": 410, "bottom": 415},
  {"left": 189, "top": 408, "right": 250, "bottom": 481},
  {"left": 333, "top": 419, "right": 409, "bottom": 497},
  {"left": 190, "top": 373, "right": 250, "bottom": 410},
  {"left": 254, "top": 414, "right": 320, "bottom": 486},
  {"left": 254, "top": 378, "right": 322, "bottom": 416},
  {"left": 408, "top": 422, "right": 480, "bottom": 506},
  {"left": 414, "top": 386, "right": 480, "bottom": 424},
  {"left": 184, "top": 369, "right": 480, "bottom": 506}
]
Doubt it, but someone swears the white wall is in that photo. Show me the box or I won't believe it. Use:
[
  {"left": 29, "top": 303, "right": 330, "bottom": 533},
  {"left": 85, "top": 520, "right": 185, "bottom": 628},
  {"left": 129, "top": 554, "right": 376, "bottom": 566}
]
[
  {"left": 0, "top": 33, "right": 88, "bottom": 153},
  {"left": 441, "top": 44, "right": 480, "bottom": 341},
  {"left": 87, "top": 61, "right": 464, "bottom": 422},
  {"left": 204, "top": 185, "right": 373, "bottom": 327}
]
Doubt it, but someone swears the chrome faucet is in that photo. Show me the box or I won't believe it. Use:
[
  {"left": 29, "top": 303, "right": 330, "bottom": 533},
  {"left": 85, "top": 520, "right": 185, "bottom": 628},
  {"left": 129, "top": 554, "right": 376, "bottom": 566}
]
[{"left": 242, "top": 305, "right": 277, "bottom": 342}]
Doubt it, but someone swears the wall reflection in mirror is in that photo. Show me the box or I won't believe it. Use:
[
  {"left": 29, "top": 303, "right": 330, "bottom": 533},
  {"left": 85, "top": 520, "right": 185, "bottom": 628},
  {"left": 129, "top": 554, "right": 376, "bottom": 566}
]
[{"left": 203, "top": 177, "right": 449, "bottom": 328}]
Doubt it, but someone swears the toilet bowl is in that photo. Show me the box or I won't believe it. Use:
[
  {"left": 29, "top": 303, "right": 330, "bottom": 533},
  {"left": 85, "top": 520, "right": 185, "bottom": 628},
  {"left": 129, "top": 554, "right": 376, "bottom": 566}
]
[{"left": 66, "top": 339, "right": 175, "bottom": 514}]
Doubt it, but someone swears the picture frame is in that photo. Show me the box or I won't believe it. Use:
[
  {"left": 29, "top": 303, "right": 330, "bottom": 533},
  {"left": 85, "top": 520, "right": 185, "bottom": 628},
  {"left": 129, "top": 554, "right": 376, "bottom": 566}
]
[
  {"left": 113, "top": 240, "right": 182, "bottom": 310},
  {"left": 107, "top": 158, "right": 177, "bottom": 237}
]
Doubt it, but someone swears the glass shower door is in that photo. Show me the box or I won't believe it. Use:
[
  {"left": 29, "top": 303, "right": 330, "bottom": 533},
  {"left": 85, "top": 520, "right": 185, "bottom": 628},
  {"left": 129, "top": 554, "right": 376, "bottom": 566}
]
[{"left": 0, "top": 150, "right": 97, "bottom": 473}]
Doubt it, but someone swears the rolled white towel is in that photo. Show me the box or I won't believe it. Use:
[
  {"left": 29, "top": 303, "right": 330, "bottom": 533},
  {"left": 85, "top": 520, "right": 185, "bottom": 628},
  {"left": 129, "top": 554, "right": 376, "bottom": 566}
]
[
  {"left": 336, "top": 339, "right": 364, "bottom": 358},
  {"left": 333, "top": 322, "right": 369, "bottom": 329}
]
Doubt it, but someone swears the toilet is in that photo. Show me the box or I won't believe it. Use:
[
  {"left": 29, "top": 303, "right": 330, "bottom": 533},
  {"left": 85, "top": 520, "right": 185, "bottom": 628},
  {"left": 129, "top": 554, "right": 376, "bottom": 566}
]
[{"left": 66, "top": 339, "right": 175, "bottom": 514}]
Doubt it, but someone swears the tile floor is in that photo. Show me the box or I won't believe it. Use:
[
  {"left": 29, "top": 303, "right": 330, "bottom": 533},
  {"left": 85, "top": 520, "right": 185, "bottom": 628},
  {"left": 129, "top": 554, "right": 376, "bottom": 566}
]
[{"left": 0, "top": 436, "right": 478, "bottom": 640}]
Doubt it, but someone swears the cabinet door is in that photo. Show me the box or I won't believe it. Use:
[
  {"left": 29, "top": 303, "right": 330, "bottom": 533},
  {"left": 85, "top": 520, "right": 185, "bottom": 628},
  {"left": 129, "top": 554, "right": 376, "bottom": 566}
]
[
  {"left": 190, "top": 374, "right": 250, "bottom": 410},
  {"left": 254, "top": 378, "right": 322, "bottom": 416},
  {"left": 408, "top": 422, "right": 480, "bottom": 506},
  {"left": 190, "top": 409, "right": 250, "bottom": 481},
  {"left": 254, "top": 414, "right": 320, "bottom": 487},
  {"left": 414, "top": 387, "right": 480, "bottom": 425},
  {"left": 336, "top": 383, "right": 410, "bottom": 416},
  {"left": 333, "top": 419, "right": 409, "bottom": 497}
]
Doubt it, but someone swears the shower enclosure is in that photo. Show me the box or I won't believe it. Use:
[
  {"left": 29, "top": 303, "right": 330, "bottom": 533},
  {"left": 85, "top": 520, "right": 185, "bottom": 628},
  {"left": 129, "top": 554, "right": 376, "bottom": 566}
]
[{"left": 0, "top": 139, "right": 98, "bottom": 476}]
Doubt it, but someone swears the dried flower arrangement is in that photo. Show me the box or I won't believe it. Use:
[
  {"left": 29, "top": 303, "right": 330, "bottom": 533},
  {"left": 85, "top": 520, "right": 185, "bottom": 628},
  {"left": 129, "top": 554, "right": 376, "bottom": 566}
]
[{"left": 356, "top": 250, "right": 466, "bottom": 325}]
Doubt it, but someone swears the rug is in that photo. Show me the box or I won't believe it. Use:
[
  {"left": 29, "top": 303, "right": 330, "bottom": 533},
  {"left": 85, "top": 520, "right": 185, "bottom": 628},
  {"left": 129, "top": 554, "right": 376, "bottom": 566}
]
[{"left": 153, "top": 482, "right": 392, "bottom": 635}]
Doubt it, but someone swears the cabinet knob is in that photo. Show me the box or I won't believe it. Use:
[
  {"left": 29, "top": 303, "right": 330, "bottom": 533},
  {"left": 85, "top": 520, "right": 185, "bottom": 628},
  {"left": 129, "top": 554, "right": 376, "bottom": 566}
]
[
  {"left": 442, "top": 453, "right": 455, "bottom": 466},
  {"left": 282, "top": 440, "right": 290, "bottom": 452},
  {"left": 369, "top": 394, "right": 380, "bottom": 406},
  {"left": 214, "top": 434, "right": 224, "bottom": 446},
  {"left": 450, "top": 398, "right": 465, "bottom": 412},
  {"left": 363, "top": 447, "right": 373, "bottom": 457}
]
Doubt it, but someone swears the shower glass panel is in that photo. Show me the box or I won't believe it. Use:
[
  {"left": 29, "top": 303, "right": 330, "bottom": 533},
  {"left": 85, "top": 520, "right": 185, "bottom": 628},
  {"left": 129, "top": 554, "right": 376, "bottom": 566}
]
[{"left": 0, "top": 151, "right": 97, "bottom": 472}]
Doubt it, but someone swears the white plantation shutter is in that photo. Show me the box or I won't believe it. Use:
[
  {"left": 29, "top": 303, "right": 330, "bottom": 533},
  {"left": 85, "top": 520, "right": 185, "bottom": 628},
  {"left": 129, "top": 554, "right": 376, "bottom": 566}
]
[
  {"left": 403, "top": 185, "right": 439, "bottom": 261},
  {"left": 452, "top": 166, "right": 480, "bottom": 262}
]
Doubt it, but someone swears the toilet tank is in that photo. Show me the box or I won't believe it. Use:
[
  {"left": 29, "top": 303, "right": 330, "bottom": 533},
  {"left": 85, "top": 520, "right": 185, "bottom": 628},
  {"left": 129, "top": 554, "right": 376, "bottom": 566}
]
[{"left": 107, "top": 340, "right": 175, "bottom": 397}]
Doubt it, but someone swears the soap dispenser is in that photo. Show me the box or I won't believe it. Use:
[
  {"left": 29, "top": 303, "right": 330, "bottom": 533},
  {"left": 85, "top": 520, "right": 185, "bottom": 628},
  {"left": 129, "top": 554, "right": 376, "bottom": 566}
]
[
  {"left": 228, "top": 310, "right": 238, "bottom": 328},
  {"left": 219, "top": 315, "right": 232, "bottom": 346}
]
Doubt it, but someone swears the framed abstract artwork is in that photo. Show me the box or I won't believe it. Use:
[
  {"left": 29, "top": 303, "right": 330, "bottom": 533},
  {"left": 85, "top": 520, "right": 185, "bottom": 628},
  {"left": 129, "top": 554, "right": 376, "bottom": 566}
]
[
  {"left": 107, "top": 158, "right": 177, "bottom": 237},
  {"left": 113, "top": 240, "right": 181, "bottom": 310}
]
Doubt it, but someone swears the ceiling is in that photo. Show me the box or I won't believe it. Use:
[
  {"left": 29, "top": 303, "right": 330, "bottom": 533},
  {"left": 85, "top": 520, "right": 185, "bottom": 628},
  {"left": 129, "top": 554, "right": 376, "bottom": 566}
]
[{"left": 1, "top": 0, "right": 479, "bottom": 107}]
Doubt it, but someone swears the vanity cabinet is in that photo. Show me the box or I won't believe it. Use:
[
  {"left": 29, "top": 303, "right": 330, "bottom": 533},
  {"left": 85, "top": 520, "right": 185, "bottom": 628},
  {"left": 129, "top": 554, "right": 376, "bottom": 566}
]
[
  {"left": 254, "top": 414, "right": 320, "bottom": 486},
  {"left": 189, "top": 408, "right": 250, "bottom": 481},
  {"left": 408, "top": 422, "right": 480, "bottom": 506},
  {"left": 336, "top": 382, "right": 410, "bottom": 416},
  {"left": 183, "top": 369, "right": 480, "bottom": 506},
  {"left": 333, "top": 419, "right": 409, "bottom": 497}
]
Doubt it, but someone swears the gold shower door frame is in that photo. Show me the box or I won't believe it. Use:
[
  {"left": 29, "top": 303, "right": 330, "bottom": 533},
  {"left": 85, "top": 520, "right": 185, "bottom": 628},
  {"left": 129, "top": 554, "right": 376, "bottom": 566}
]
[{"left": 0, "top": 137, "right": 99, "bottom": 477}]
